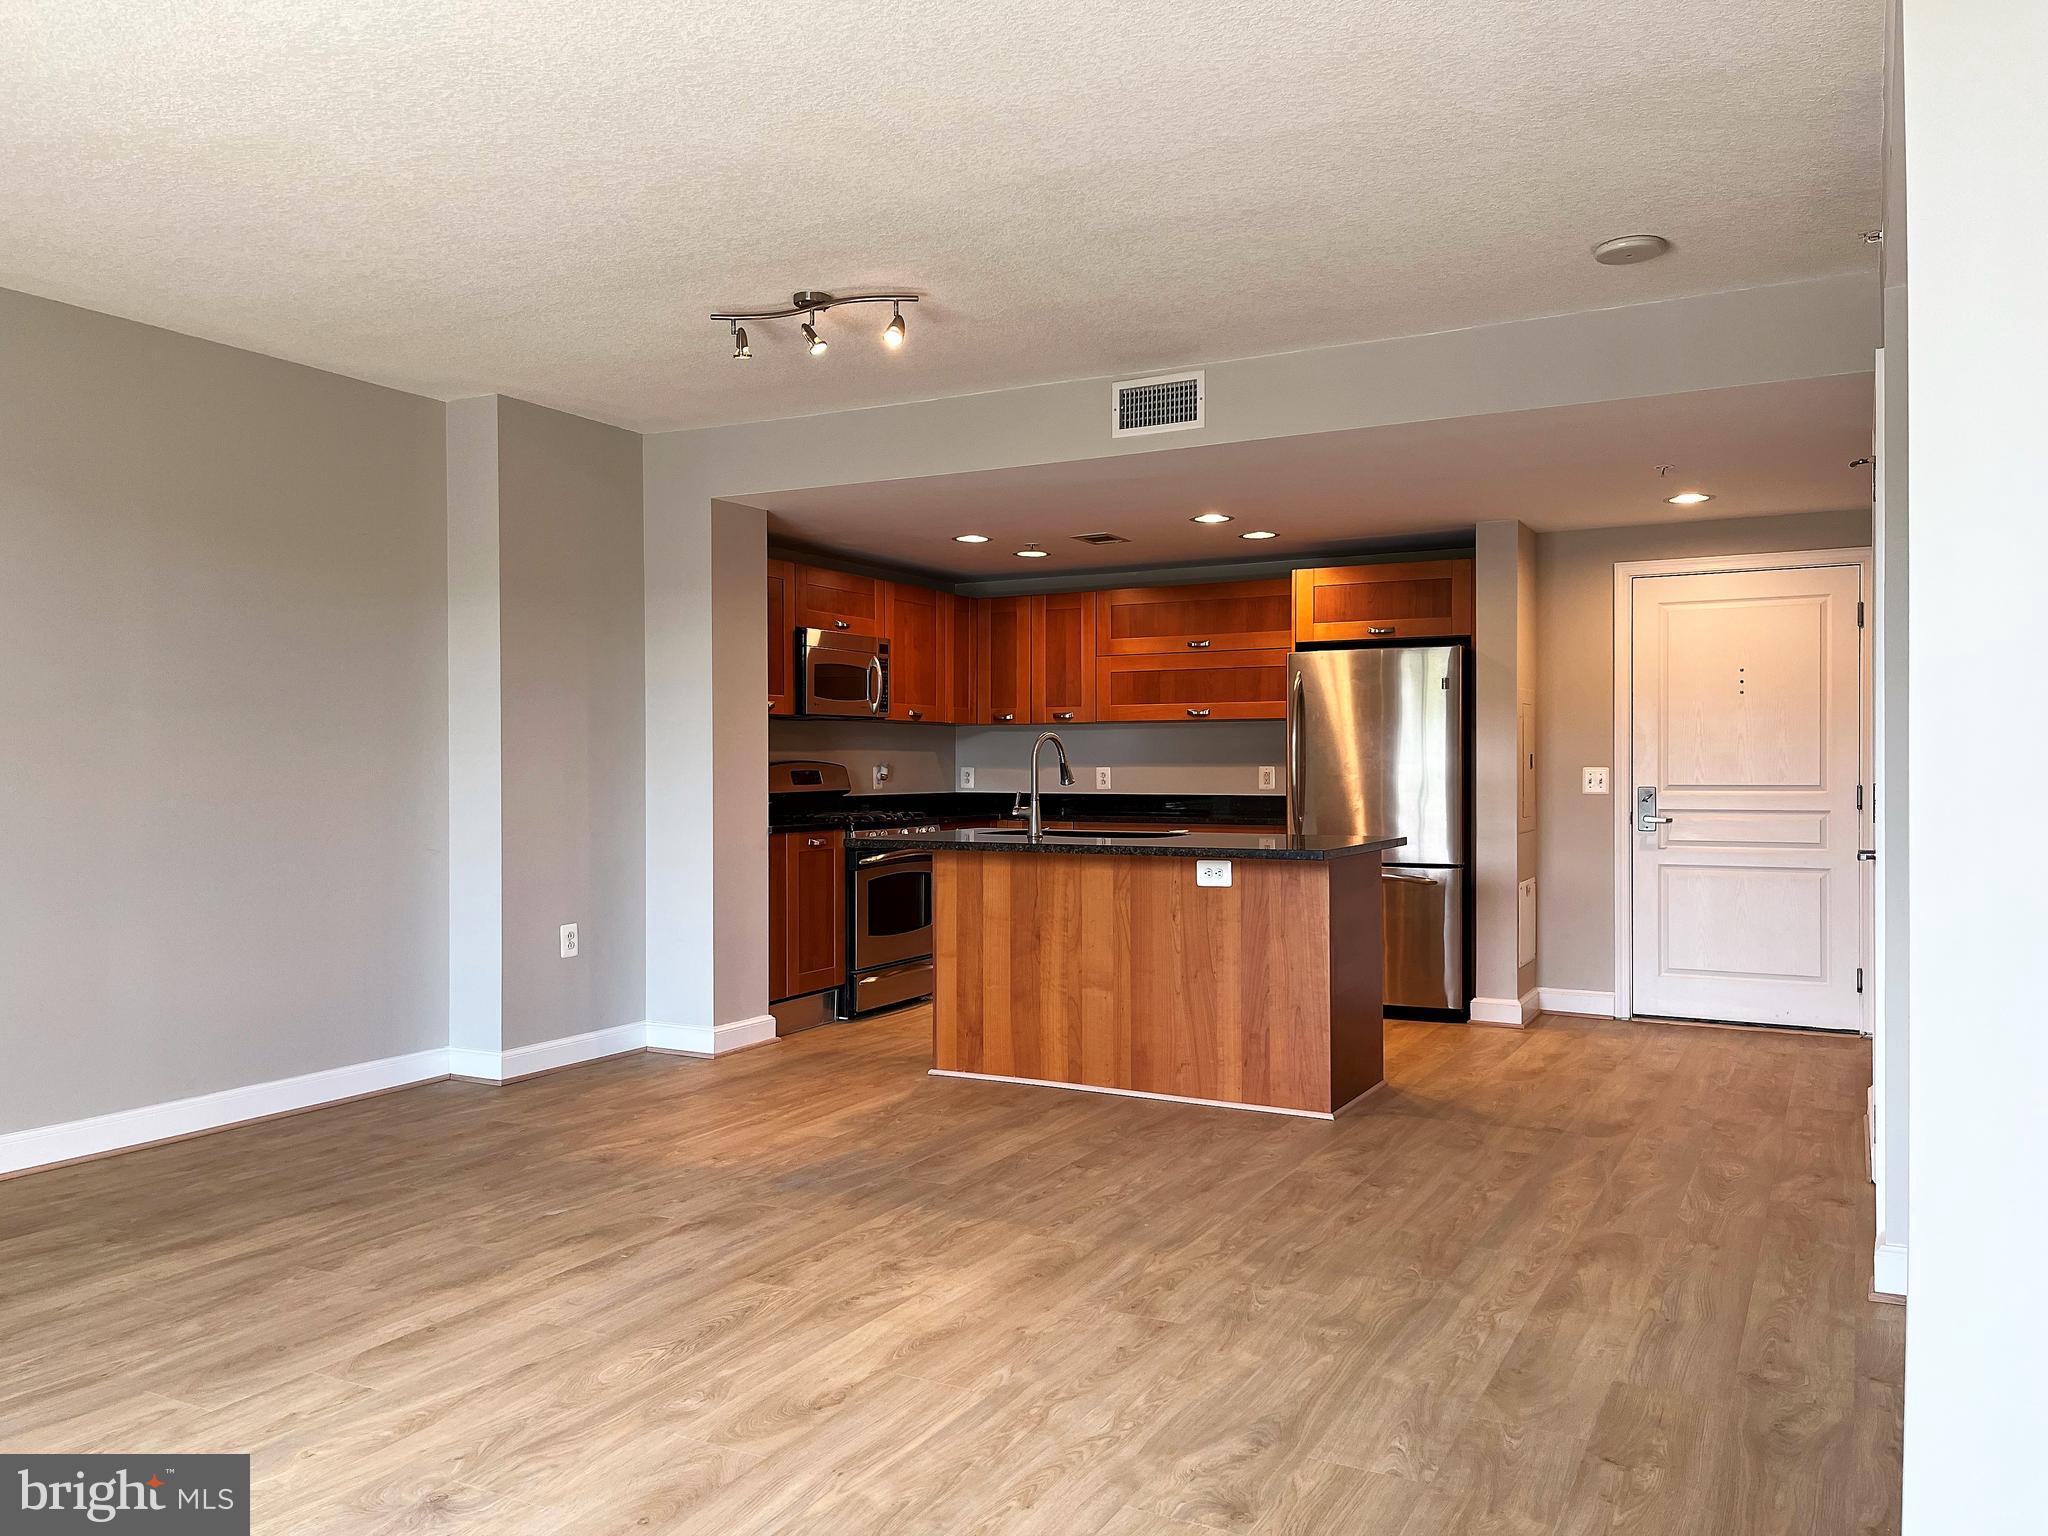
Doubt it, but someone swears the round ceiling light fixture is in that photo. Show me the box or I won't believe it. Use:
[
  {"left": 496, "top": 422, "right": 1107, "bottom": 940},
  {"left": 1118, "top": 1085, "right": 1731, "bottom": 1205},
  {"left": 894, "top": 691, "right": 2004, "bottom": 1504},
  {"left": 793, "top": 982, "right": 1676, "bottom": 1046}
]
[
  {"left": 1191, "top": 512, "right": 1232, "bottom": 524},
  {"left": 1015, "top": 543, "right": 1050, "bottom": 559},
  {"left": 953, "top": 533, "right": 989, "bottom": 544},
  {"left": 1240, "top": 530, "right": 1278, "bottom": 540},
  {"left": 1592, "top": 234, "right": 1672, "bottom": 266},
  {"left": 1665, "top": 491, "right": 1713, "bottom": 506}
]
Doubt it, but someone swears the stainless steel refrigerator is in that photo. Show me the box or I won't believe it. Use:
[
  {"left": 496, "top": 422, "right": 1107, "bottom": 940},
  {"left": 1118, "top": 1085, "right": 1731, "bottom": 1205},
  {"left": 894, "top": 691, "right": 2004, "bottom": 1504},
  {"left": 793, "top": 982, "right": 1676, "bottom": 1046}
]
[{"left": 1286, "top": 645, "right": 1468, "bottom": 1014}]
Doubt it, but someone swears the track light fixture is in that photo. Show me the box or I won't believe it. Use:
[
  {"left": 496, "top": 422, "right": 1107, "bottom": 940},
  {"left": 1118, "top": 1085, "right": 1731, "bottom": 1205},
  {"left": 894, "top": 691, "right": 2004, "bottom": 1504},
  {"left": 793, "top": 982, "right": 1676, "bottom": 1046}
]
[{"left": 710, "top": 290, "right": 921, "bottom": 360}]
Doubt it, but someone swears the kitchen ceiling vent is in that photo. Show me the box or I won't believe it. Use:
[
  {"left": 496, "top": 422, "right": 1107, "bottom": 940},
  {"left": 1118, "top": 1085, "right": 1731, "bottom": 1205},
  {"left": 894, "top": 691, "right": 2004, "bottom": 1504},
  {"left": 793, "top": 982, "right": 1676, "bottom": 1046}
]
[
  {"left": 1072, "top": 532, "right": 1129, "bottom": 545},
  {"left": 1111, "top": 371, "right": 1205, "bottom": 437}
]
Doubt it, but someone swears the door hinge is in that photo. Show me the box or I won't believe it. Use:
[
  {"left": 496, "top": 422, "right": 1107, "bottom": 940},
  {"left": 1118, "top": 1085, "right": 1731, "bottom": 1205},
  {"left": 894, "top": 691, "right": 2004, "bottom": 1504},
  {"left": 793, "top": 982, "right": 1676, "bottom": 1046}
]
[
  {"left": 1856, "top": 600, "right": 1865, "bottom": 628},
  {"left": 1856, "top": 784, "right": 1865, "bottom": 810},
  {"left": 1856, "top": 966, "right": 1865, "bottom": 994}
]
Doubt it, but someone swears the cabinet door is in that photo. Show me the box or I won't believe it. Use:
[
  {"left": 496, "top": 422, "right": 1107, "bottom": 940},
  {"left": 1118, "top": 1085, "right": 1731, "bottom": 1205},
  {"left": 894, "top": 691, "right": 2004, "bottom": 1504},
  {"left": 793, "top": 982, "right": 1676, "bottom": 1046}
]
[
  {"left": 767, "top": 559, "right": 795, "bottom": 717},
  {"left": 768, "top": 833, "right": 791, "bottom": 1001},
  {"left": 888, "top": 582, "right": 946, "bottom": 722},
  {"left": 784, "top": 829, "right": 845, "bottom": 998},
  {"left": 1094, "top": 650, "right": 1290, "bottom": 721},
  {"left": 977, "top": 596, "right": 1033, "bottom": 724},
  {"left": 1030, "top": 592, "right": 1096, "bottom": 723},
  {"left": 1094, "top": 578, "right": 1292, "bottom": 655},
  {"left": 945, "top": 593, "right": 978, "bottom": 724},
  {"left": 1291, "top": 559, "right": 1474, "bottom": 643},
  {"left": 794, "top": 564, "right": 891, "bottom": 636}
]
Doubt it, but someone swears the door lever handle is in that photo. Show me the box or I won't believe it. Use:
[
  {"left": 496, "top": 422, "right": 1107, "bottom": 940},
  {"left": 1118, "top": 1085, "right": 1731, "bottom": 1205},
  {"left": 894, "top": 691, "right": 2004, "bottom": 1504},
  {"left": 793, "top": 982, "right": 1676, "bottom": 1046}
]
[
  {"left": 1640, "top": 815, "right": 1673, "bottom": 825},
  {"left": 1857, "top": 849, "right": 1877, "bottom": 861}
]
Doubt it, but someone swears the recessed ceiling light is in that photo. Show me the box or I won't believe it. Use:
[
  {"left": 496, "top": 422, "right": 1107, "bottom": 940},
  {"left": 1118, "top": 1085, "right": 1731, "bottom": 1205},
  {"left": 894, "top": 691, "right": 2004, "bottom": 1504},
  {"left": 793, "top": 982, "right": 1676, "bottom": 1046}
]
[
  {"left": 1240, "top": 530, "right": 1278, "bottom": 540},
  {"left": 1665, "top": 492, "right": 1712, "bottom": 506},
  {"left": 953, "top": 533, "right": 989, "bottom": 544},
  {"left": 1191, "top": 512, "right": 1232, "bottom": 524},
  {"left": 1015, "top": 543, "right": 1049, "bottom": 559},
  {"left": 1592, "top": 234, "right": 1672, "bottom": 266}
]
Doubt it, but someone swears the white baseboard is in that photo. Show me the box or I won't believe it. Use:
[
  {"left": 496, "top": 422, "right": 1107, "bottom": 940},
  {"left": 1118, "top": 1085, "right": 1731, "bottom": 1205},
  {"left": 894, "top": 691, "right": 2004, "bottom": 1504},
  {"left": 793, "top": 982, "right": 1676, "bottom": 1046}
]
[
  {"left": 1537, "top": 987, "right": 1620, "bottom": 1019},
  {"left": 0, "top": 1048, "right": 450, "bottom": 1177},
  {"left": 1872, "top": 1240, "right": 1908, "bottom": 1299},
  {"left": 645, "top": 1014, "right": 777, "bottom": 1057},
  {"left": 447, "top": 1022, "right": 647, "bottom": 1083},
  {"left": 1469, "top": 990, "right": 1538, "bottom": 1028}
]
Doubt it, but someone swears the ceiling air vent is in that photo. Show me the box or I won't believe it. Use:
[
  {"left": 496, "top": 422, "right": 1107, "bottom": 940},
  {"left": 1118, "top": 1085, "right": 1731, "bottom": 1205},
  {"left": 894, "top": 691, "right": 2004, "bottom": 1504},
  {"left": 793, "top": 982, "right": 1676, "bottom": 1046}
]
[
  {"left": 1111, "top": 371, "right": 1205, "bottom": 437},
  {"left": 1072, "top": 532, "right": 1129, "bottom": 546}
]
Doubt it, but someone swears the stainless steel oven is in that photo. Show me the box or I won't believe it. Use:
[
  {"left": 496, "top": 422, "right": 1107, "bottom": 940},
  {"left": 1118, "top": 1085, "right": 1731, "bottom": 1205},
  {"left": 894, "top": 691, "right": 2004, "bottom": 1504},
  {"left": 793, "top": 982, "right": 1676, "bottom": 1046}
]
[
  {"left": 799, "top": 628, "right": 889, "bottom": 718},
  {"left": 848, "top": 843, "right": 934, "bottom": 1015}
]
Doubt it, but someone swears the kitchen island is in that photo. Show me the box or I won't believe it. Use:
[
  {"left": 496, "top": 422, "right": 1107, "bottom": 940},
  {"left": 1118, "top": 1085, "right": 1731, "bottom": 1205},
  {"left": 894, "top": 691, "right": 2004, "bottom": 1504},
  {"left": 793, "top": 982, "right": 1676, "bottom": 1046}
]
[{"left": 857, "top": 828, "right": 1405, "bottom": 1118}]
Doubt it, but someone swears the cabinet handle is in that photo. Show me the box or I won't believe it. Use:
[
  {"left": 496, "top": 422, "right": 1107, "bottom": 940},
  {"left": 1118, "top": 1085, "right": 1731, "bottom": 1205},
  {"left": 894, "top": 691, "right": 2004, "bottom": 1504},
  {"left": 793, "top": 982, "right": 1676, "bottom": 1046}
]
[
  {"left": 995, "top": 712, "right": 1014, "bottom": 722},
  {"left": 1053, "top": 711, "right": 1073, "bottom": 721},
  {"left": 1187, "top": 638, "right": 1211, "bottom": 649},
  {"left": 805, "top": 837, "right": 827, "bottom": 847},
  {"left": 1186, "top": 707, "right": 1212, "bottom": 718},
  {"left": 834, "top": 619, "right": 850, "bottom": 629},
  {"left": 1367, "top": 625, "right": 1394, "bottom": 636},
  {"left": 906, "top": 708, "right": 923, "bottom": 720}
]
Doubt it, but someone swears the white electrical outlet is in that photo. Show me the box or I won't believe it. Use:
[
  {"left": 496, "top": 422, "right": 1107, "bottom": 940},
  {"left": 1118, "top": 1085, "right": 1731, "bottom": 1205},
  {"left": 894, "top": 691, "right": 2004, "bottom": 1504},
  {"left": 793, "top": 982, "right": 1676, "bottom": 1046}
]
[
  {"left": 1258, "top": 765, "right": 1278, "bottom": 791},
  {"left": 1196, "top": 860, "right": 1233, "bottom": 888},
  {"left": 559, "top": 923, "right": 578, "bottom": 959},
  {"left": 959, "top": 766, "right": 975, "bottom": 790},
  {"left": 1582, "top": 766, "right": 1610, "bottom": 795},
  {"left": 1095, "top": 766, "right": 1113, "bottom": 790},
  {"left": 873, "top": 763, "right": 891, "bottom": 788}
]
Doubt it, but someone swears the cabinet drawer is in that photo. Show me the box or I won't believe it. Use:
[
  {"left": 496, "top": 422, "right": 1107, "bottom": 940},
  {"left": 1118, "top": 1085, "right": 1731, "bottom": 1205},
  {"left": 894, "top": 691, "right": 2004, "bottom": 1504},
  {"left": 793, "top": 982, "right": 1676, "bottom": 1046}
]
[
  {"left": 1094, "top": 650, "right": 1289, "bottom": 721},
  {"left": 1094, "top": 578, "right": 1292, "bottom": 655},
  {"left": 1292, "top": 560, "right": 1473, "bottom": 643}
]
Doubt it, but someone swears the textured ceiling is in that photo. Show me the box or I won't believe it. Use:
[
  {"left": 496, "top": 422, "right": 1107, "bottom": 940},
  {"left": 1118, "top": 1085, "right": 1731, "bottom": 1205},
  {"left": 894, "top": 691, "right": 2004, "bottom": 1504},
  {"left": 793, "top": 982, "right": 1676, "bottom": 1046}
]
[
  {"left": 749, "top": 376, "right": 1874, "bottom": 577},
  {"left": 4, "top": 1, "right": 1884, "bottom": 432}
]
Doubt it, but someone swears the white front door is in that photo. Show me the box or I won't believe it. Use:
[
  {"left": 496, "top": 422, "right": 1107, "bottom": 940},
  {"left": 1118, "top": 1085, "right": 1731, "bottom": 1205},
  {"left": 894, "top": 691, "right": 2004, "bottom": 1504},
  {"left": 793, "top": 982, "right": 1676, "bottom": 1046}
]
[{"left": 1629, "top": 563, "right": 1866, "bottom": 1029}]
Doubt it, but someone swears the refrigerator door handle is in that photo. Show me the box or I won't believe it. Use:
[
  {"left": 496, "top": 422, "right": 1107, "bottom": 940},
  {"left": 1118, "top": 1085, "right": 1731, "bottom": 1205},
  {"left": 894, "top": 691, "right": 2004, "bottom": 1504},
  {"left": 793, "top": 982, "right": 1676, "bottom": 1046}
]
[
  {"left": 1381, "top": 869, "right": 1439, "bottom": 883},
  {"left": 1285, "top": 666, "right": 1305, "bottom": 835}
]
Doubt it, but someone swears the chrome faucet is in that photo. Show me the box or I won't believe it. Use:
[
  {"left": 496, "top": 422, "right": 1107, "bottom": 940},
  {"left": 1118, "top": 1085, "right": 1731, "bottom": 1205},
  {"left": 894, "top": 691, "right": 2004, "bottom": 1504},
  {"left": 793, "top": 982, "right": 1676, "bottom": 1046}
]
[{"left": 1028, "top": 731, "right": 1075, "bottom": 840}]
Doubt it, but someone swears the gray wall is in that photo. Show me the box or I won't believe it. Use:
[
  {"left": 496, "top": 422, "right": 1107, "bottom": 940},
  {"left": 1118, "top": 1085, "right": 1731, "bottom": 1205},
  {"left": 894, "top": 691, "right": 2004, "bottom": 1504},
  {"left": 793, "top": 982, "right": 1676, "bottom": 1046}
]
[
  {"left": 771, "top": 718, "right": 958, "bottom": 795},
  {"left": 0, "top": 287, "right": 449, "bottom": 1133},
  {"left": 955, "top": 721, "right": 1285, "bottom": 798},
  {"left": 1532, "top": 508, "right": 1873, "bottom": 997},
  {"left": 495, "top": 398, "right": 646, "bottom": 1049}
]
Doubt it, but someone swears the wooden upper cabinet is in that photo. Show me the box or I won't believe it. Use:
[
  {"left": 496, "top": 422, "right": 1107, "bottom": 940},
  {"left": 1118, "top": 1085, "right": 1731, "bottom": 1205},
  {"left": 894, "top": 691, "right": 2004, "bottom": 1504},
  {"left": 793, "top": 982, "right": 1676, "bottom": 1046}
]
[
  {"left": 781, "top": 828, "right": 845, "bottom": 999},
  {"left": 1094, "top": 577, "right": 1293, "bottom": 655},
  {"left": 1030, "top": 592, "right": 1096, "bottom": 723},
  {"left": 887, "top": 582, "right": 947, "bottom": 723},
  {"left": 1095, "top": 649, "right": 1290, "bottom": 722},
  {"left": 977, "top": 596, "right": 1033, "bottom": 724},
  {"left": 946, "top": 593, "right": 977, "bottom": 724},
  {"left": 1292, "top": 558, "right": 1473, "bottom": 643},
  {"left": 794, "top": 564, "right": 890, "bottom": 636},
  {"left": 766, "top": 559, "right": 795, "bottom": 717}
]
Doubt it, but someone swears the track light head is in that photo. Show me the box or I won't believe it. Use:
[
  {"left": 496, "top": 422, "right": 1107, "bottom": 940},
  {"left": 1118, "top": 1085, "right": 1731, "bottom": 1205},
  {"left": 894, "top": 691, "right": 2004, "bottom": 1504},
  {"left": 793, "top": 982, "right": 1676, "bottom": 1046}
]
[
  {"left": 802, "top": 316, "right": 827, "bottom": 357},
  {"left": 730, "top": 323, "right": 750, "bottom": 360},
  {"left": 883, "top": 304, "right": 906, "bottom": 349}
]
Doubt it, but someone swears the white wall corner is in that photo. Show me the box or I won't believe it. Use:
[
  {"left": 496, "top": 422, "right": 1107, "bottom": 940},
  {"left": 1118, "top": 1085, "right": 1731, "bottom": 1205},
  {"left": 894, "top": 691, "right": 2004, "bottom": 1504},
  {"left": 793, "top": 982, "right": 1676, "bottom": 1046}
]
[
  {"left": 646, "top": 1015, "right": 777, "bottom": 1057},
  {"left": 1468, "top": 994, "right": 1537, "bottom": 1028},
  {"left": 1537, "top": 987, "right": 1619, "bottom": 1019},
  {"left": 0, "top": 1049, "right": 451, "bottom": 1177}
]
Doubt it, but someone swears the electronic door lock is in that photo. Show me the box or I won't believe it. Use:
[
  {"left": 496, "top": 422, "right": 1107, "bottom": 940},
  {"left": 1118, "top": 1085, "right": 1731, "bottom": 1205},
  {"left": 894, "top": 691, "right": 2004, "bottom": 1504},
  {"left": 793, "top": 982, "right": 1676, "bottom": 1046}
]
[{"left": 1635, "top": 786, "right": 1673, "bottom": 832}]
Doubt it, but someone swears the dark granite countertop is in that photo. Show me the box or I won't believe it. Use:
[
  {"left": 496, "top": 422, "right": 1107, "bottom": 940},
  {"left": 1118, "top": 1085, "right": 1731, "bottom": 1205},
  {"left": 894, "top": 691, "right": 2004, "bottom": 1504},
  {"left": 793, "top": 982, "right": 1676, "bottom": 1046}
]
[
  {"left": 849, "top": 828, "right": 1405, "bottom": 862},
  {"left": 772, "top": 791, "right": 1285, "bottom": 833}
]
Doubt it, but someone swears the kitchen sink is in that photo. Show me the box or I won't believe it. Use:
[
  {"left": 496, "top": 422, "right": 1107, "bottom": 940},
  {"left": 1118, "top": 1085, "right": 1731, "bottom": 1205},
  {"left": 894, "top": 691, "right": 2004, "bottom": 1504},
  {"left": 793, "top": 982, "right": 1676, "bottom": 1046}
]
[{"left": 984, "top": 828, "right": 1190, "bottom": 840}]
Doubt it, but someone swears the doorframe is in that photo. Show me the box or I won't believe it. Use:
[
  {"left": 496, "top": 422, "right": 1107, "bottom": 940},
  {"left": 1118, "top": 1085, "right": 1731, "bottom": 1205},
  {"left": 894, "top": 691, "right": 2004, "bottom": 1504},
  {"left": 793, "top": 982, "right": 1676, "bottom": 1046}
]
[{"left": 1609, "top": 546, "right": 1876, "bottom": 1029}]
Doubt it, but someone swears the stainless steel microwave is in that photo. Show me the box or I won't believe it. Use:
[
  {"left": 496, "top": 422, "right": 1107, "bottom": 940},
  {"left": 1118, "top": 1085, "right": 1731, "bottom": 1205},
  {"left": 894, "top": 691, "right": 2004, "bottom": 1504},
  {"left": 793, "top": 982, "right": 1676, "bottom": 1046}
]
[{"left": 798, "top": 628, "right": 889, "bottom": 717}]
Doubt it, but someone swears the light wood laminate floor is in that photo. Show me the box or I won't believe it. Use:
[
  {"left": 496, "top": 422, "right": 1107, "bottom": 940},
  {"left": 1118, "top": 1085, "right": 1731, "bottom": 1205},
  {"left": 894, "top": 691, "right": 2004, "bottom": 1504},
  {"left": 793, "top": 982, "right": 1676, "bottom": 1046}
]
[{"left": 0, "top": 1010, "right": 1902, "bottom": 1535}]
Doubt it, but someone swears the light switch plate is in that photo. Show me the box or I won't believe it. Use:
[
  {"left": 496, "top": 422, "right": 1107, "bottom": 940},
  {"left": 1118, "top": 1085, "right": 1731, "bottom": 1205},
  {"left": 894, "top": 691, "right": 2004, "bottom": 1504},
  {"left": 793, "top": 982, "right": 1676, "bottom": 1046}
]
[
  {"left": 560, "top": 923, "right": 578, "bottom": 959},
  {"left": 1196, "top": 860, "right": 1233, "bottom": 888},
  {"left": 1582, "top": 767, "right": 1610, "bottom": 795},
  {"left": 1258, "top": 765, "right": 1277, "bottom": 790},
  {"left": 1095, "top": 766, "right": 1113, "bottom": 790},
  {"left": 959, "top": 766, "right": 975, "bottom": 790}
]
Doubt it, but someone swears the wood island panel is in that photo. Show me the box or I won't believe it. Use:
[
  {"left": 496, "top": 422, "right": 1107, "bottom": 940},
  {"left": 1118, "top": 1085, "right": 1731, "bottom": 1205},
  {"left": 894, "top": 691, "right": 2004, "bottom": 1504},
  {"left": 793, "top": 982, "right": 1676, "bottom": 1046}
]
[{"left": 932, "top": 849, "right": 1383, "bottom": 1115}]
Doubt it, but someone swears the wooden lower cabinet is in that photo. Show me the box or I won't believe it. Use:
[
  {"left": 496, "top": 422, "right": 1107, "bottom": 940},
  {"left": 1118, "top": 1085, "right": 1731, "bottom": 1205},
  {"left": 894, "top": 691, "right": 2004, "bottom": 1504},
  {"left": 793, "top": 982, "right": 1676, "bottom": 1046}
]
[
  {"left": 1292, "top": 558, "right": 1473, "bottom": 643},
  {"left": 772, "top": 829, "right": 844, "bottom": 1002},
  {"left": 1094, "top": 649, "right": 1290, "bottom": 721}
]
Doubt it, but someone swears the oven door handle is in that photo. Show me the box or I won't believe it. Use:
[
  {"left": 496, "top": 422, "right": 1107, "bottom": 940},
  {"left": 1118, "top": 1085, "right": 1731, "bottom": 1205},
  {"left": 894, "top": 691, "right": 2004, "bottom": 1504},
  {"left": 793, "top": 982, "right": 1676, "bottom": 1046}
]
[{"left": 857, "top": 850, "right": 933, "bottom": 868}]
